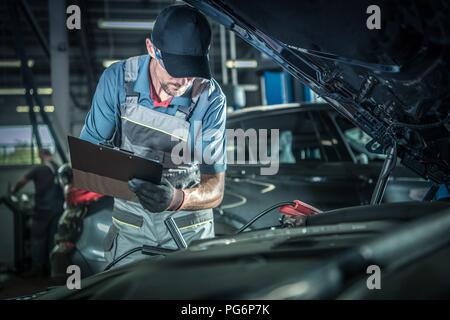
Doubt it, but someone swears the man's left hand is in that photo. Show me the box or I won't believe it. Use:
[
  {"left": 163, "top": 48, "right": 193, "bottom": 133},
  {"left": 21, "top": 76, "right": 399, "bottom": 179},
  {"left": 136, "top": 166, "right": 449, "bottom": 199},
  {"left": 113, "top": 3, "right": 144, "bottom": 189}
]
[{"left": 128, "top": 178, "right": 185, "bottom": 213}]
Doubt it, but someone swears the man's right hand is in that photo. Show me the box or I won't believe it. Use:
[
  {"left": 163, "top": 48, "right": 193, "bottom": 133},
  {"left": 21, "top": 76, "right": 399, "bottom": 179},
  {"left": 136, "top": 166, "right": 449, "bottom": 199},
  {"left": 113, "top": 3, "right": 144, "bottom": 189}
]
[{"left": 128, "top": 178, "right": 185, "bottom": 213}]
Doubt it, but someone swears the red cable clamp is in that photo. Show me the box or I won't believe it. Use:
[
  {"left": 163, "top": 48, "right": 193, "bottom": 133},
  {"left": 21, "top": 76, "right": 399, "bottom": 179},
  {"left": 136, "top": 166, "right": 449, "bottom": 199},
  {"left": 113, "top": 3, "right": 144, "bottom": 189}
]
[{"left": 279, "top": 200, "right": 322, "bottom": 217}]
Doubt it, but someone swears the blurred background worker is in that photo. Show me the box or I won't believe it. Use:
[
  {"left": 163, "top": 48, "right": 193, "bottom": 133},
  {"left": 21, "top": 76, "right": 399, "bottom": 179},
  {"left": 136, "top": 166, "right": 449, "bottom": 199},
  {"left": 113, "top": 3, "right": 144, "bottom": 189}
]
[{"left": 11, "top": 149, "right": 64, "bottom": 276}]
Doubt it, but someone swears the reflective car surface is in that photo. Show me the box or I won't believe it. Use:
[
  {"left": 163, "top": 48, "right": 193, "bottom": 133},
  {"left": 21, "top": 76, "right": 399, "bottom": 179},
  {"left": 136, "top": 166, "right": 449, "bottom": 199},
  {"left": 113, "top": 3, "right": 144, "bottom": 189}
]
[{"left": 215, "top": 103, "right": 431, "bottom": 233}]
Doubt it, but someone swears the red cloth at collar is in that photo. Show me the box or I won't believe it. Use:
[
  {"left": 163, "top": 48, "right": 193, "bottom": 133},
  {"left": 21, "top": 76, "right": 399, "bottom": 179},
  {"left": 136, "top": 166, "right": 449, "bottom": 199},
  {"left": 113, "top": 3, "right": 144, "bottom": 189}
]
[{"left": 149, "top": 72, "right": 173, "bottom": 108}]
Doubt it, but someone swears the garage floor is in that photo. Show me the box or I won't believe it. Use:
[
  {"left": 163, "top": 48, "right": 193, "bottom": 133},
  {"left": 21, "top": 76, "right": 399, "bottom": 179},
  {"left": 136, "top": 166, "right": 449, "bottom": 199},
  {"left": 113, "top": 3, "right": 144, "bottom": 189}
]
[{"left": 0, "top": 272, "right": 61, "bottom": 299}]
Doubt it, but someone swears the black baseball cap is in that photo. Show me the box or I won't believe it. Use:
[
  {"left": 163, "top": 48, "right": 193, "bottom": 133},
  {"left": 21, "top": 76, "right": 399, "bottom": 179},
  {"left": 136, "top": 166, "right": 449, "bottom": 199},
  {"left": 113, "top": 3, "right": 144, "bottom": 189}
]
[{"left": 151, "top": 5, "right": 212, "bottom": 80}]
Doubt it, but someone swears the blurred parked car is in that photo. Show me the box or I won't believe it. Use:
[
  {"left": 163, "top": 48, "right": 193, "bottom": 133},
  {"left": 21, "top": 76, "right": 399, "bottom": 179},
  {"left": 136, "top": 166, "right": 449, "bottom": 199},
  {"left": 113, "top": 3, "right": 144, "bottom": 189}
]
[{"left": 215, "top": 103, "right": 431, "bottom": 234}]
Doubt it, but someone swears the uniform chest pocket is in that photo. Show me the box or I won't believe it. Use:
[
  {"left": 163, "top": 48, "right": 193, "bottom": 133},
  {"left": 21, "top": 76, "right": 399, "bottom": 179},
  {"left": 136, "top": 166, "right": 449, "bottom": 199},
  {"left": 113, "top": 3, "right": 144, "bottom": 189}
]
[
  {"left": 120, "top": 103, "right": 190, "bottom": 142},
  {"left": 103, "top": 224, "right": 119, "bottom": 252}
]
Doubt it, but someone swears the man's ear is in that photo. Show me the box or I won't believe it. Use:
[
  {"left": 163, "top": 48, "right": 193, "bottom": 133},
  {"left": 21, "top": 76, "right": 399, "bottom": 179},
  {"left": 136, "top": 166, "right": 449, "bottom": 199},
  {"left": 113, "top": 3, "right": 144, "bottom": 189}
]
[{"left": 146, "top": 38, "right": 156, "bottom": 58}]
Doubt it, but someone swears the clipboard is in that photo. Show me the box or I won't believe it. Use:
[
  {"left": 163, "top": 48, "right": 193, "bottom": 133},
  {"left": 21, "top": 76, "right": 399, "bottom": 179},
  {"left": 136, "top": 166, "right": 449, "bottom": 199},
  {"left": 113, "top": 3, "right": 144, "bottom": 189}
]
[{"left": 68, "top": 136, "right": 163, "bottom": 201}]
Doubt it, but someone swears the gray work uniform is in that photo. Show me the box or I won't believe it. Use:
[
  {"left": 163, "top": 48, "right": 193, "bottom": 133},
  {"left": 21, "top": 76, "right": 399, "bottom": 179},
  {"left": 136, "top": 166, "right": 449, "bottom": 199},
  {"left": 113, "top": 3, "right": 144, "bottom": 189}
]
[{"left": 103, "top": 56, "right": 216, "bottom": 268}]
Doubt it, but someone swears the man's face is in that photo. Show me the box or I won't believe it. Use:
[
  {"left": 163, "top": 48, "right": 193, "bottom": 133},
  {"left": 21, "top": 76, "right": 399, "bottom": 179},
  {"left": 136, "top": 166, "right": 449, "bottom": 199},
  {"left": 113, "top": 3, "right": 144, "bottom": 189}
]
[
  {"left": 38, "top": 151, "right": 51, "bottom": 163},
  {"left": 153, "top": 57, "right": 194, "bottom": 97},
  {"left": 146, "top": 38, "right": 195, "bottom": 97}
]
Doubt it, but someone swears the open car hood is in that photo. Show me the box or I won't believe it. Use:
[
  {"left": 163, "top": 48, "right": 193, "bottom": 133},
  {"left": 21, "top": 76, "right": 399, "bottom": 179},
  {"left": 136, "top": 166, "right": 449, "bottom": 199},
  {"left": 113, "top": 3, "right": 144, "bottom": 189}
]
[{"left": 186, "top": 0, "right": 450, "bottom": 183}]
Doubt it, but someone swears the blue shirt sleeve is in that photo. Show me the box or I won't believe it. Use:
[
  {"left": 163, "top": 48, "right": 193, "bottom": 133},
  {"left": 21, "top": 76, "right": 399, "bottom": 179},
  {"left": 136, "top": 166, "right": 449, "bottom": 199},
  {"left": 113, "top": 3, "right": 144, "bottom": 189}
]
[
  {"left": 197, "top": 90, "right": 227, "bottom": 174},
  {"left": 79, "top": 63, "right": 122, "bottom": 144}
]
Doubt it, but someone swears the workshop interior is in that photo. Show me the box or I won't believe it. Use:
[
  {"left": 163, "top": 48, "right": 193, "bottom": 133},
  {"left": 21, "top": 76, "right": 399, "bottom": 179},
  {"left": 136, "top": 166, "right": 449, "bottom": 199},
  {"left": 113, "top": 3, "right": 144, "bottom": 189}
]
[{"left": 0, "top": 0, "right": 449, "bottom": 301}]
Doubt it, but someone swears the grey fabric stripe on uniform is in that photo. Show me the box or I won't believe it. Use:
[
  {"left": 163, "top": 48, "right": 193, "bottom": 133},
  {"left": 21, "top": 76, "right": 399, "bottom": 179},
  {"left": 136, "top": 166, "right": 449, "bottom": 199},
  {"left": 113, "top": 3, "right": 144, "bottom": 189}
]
[
  {"left": 125, "top": 56, "right": 139, "bottom": 82},
  {"left": 121, "top": 116, "right": 188, "bottom": 142},
  {"left": 174, "top": 211, "right": 213, "bottom": 229},
  {"left": 125, "top": 83, "right": 139, "bottom": 105},
  {"left": 113, "top": 210, "right": 144, "bottom": 228},
  {"left": 120, "top": 103, "right": 190, "bottom": 142},
  {"left": 103, "top": 224, "right": 119, "bottom": 251}
]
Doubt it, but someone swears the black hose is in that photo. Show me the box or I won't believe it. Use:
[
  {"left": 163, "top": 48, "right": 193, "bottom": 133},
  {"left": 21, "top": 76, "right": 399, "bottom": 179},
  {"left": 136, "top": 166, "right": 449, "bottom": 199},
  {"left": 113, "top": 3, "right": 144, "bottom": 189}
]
[
  {"left": 235, "top": 201, "right": 295, "bottom": 234},
  {"left": 105, "top": 202, "right": 297, "bottom": 268},
  {"left": 103, "top": 215, "right": 186, "bottom": 271},
  {"left": 103, "top": 246, "right": 142, "bottom": 271},
  {"left": 103, "top": 245, "right": 177, "bottom": 271}
]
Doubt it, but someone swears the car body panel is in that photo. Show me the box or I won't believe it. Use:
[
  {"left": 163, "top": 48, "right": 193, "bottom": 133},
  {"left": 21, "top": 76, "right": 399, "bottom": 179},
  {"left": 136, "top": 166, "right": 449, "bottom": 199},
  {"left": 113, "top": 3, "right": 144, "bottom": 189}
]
[
  {"left": 34, "top": 201, "right": 450, "bottom": 299},
  {"left": 217, "top": 104, "right": 431, "bottom": 231}
]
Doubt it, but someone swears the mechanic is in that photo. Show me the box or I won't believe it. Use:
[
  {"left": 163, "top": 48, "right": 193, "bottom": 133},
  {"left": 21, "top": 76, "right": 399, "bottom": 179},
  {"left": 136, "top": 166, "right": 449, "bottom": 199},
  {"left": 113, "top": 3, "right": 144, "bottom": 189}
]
[
  {"left": 12, "top": 148, "right": 64, "bottom": 276},
  {"left": 80, "top": 4, "right": 226, "bottom": 267}
]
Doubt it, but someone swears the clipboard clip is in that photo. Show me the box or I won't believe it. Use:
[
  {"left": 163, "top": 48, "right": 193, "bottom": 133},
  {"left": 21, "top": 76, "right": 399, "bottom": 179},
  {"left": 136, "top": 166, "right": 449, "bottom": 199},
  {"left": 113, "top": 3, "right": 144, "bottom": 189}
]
[{"left": 99, "top": 142, "right": 135, "bottom": 155}]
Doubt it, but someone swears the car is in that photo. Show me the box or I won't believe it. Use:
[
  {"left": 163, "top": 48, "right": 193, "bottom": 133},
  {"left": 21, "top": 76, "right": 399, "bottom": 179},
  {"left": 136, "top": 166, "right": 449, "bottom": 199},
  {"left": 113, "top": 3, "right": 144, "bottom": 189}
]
[
  {"left": 215, "top": 103, "right": 431, "bottom": 234},
  {"left": 21, "top": 0, "right": 450, "bottom": 299},
  {"left": 31, "top": 201, "right": 450, "bottom": 299}
]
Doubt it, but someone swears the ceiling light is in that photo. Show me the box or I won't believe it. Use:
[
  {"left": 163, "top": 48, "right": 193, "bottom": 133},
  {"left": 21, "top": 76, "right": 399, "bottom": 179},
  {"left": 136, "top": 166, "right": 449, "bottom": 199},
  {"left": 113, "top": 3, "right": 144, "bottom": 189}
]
[
  {"left": 0, "top": 88, "right": 53, "bottom": 95},
  {"left": 239, "top": 84, "right": 258, "bottom": 92},
  {"left": 37, "top": 88, "right": 53, "bottom": 95},
  {"left": 0, "top": 60, "right": 34, "bottom": 68},
  {"left": 225, "top": 60, "right": 258, "bottom": 69},
  {"left": 98, "top": 20, "right": 155, "bottom": 30},
  {"left": 16, "top": 105, "right": 55, "bottom": 113}
]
